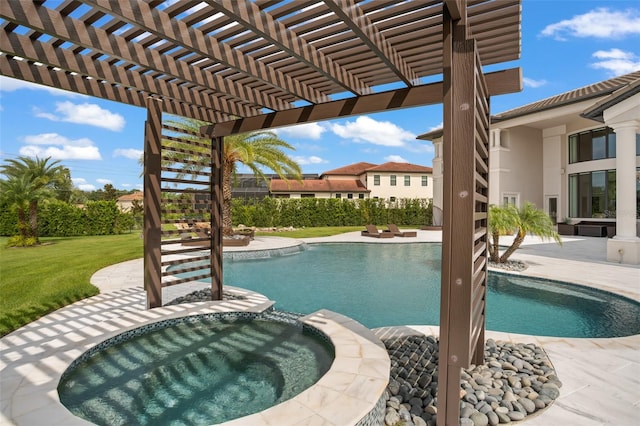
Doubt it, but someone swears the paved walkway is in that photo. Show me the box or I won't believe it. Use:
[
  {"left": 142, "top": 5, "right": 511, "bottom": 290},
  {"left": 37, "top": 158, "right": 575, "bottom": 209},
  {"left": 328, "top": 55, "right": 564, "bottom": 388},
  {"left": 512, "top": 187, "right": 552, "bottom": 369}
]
[{"left": 2, "top": 230, "right": 639, "bottom": 425}]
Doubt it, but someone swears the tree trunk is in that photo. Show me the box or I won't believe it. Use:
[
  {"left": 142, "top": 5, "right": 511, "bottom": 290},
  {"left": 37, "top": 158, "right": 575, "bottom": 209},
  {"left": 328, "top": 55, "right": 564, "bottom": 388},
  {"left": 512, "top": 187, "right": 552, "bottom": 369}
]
[
  {"left": 222, "top": 159, "right": 234, "bottom": 236},
  {"left": 28, "top": 200, "right": 38, "bottom": 241},
  {"left": 499, "top": 230, "right": 525, "bottom": 263},
  {"left": 17, "top": 208, "right": 28, "bottom": 239},
  {"left": 489, "top": 231, "right": 500, "bottom": 262}
]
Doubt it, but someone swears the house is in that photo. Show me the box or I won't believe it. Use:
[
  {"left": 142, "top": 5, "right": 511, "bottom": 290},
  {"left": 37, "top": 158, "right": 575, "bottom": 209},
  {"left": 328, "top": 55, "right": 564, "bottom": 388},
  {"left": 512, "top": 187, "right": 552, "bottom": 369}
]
[
  {"left": 269, "top": 161, "right": 433, "bottom": 201},
  {"left": 420, "top": 70, "right": 640, "bottom": 264},
  {"left": 116, "top": 191, "right": 143, "bottom": 212}
]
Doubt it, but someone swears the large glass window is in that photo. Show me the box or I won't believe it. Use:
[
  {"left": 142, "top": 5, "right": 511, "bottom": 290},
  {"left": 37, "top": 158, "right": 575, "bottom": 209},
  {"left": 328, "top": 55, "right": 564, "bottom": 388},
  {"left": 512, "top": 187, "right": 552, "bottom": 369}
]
[
  {"left": 568, "top": 169, "right": 616, "bottom": 218},
  {"left": 569, "top": 127, "right": 616, "bottom": 163}
]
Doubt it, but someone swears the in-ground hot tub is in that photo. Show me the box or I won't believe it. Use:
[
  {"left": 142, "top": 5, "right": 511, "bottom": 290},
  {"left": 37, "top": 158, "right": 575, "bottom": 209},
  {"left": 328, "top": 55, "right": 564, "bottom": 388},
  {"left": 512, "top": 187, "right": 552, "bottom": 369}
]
[{"left": 57, "top": 311, "right": 334, "bottom": 425}]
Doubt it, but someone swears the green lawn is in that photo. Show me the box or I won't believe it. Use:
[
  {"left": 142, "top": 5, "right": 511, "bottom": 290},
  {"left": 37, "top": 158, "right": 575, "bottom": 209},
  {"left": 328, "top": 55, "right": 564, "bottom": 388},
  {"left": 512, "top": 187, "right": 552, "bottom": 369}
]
[
  {"left": 0, "top": 234, "right": 143, "bottom": 336},
  {"left": 254, "top": 225, "right": 365, "bottom": 238}
]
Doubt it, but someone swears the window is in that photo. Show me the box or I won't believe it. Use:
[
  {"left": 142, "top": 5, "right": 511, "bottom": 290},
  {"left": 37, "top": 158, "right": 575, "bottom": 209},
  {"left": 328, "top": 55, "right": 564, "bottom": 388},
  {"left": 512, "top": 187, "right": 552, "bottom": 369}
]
[
  {"left": 301, "top": 193, "right": 315, "bottom": 198},
  {"left": 335, "top": 193, "right": 341, "bottom": 198},
  {"left": 568, "top": 170, "right": 616, "bottom": 218},
  {"left": 358, "top": 193, "right": 365, "bottom": 199},
  {"left": 347, "top": 193, "right": 353, "bottom": 199},
  {"left": 390, "top": 196, "right": 396, "bottom": 202},
  {"left": 373, "top": 175, "right": 380, "bottom": 185},
  {"left": 390, "top": 175, "right": 396, "bottom": 186},
  {"left": 404, "top": 175, "right": 411, "bottom": 186},
  {"left": 568, "top": 127, "right": 616, "bottom": 163},
  {"left": 502, "top": 193, "right": 519, "bottom": 207},
  {"left": 421, "top": 176, "right": 428, "bottom": 186}
]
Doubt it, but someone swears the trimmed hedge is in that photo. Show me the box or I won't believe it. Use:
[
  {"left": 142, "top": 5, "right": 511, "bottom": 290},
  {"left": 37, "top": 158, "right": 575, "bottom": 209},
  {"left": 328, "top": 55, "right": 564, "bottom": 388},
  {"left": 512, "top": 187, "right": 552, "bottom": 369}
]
[
  {"left": 0, "top": 197, "right": 432, "bottom": 237},
  {"left": 231, "top": 197, "right": 432, "bottom": 228},
  {"left": 0, "top": 200, "right": 137, "bottom": 237}
]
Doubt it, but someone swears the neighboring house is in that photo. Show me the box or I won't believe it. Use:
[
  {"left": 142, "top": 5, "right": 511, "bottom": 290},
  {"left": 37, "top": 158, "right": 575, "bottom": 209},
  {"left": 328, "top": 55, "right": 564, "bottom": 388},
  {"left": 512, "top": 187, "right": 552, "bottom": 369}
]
[
  {"left": 116, "top": 191, "right": 143, "bottom": 212},
  {"left": 269, "top": 161, "right": 433, "bottom": 201},
  {"left": 419, "top": 70, "right": 640, "bottom": 264},
  {"left": 231, "top": 173, "right": 319, "bottom": 200}
]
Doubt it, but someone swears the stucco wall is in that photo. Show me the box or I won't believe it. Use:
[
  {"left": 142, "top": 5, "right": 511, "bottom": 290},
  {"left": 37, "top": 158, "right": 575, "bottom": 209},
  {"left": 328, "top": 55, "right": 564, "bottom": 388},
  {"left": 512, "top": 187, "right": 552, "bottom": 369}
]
[
  {"left": 492, "top": 127, "right": 544, "bottom": 208},
  {"left": 365, "top": 172, "right": 433, "bottom": 200}
]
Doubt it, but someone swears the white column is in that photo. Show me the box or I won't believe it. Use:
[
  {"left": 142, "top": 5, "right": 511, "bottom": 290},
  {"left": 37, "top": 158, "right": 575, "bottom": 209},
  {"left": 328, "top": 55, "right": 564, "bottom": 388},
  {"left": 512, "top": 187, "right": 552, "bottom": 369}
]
[
  {"left": 607, "top": 120, "right": 640, "bottom": 264},
  {"left": 612, "top": 122, "right": 638, "bottom": 238}
]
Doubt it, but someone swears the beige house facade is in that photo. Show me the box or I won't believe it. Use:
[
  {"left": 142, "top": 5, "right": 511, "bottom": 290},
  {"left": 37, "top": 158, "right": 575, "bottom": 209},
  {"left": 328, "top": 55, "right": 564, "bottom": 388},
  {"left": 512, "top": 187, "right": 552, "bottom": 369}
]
[
  {"left": 421, "top": 71, "right": 640, "bottom": 264},
  {"left": 270, "top": 161, "right": 433, "bottom": 201},
  {"left": 115, "top": 191, "right": 143, "bottom": 212}
]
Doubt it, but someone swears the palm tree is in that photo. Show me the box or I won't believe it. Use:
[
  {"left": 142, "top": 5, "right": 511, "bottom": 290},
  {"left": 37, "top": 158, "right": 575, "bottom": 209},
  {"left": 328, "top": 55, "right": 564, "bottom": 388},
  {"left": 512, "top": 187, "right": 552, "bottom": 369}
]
[
  {"left": 0, "top": 156, "right": 68, "bottom": 241},
  {"left": 488, "top": 202, "right": 561, "bottom": 263},
  {"left": 158, "top": 118, "right": 302, "bottom": 236}
]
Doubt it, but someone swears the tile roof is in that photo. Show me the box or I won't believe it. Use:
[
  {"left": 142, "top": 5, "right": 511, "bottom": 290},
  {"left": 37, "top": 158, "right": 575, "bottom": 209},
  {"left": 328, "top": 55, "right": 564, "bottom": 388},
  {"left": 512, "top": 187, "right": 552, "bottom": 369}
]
[
  {"left": 366, "top": 162, "right": 433, "bottom": 173},
  {"left": 117, "top": 191, "right": 143, "bottom": 202},
  {"left": 492, "top": 70, "right": 640, "bottom": 122},
  {"left": 322, "top": 162, "right": 377, "bottom": 176},
  {"left": 270, "top": 179, "right": 368, "bottom": 193}
]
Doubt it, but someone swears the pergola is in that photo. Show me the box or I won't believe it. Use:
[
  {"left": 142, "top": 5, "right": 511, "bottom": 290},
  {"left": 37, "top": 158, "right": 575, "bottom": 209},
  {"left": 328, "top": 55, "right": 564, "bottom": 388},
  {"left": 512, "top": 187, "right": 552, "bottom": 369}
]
[{"left": 0, "top": 1, "right": 522, "bottom": 423}]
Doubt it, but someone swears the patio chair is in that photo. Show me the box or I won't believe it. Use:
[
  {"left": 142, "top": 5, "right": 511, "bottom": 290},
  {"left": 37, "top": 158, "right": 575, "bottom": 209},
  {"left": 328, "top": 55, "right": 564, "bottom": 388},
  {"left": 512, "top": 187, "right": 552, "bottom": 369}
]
[
  {"left": 361, "top": 224, "right": 394, "bottom": 238},
  {"left": 387, "top": 224, "right": 417, "bottom": 237}
]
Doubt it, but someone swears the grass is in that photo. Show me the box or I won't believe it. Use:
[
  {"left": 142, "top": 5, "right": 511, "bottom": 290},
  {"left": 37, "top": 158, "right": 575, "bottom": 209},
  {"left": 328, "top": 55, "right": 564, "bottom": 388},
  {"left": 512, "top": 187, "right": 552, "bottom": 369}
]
[
  {"left": 254, "top": 225, "right": 365, "bottom": 238},
  {"left": 0, "top": 233, "right": 143, "bottom": 337}
]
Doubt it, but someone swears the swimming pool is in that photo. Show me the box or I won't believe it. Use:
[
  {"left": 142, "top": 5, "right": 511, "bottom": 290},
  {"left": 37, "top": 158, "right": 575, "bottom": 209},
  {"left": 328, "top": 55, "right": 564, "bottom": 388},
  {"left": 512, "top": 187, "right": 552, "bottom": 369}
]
[{"left": 216, "top": 243, "right": 640, "bottom": 338}]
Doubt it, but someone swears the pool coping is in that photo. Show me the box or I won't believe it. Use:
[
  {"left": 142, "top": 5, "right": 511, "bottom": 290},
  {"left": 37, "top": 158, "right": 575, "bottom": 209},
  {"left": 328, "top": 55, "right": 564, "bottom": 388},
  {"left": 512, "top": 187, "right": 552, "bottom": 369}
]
[{"left": 0, "top": 288, "right": 389, "bottom": 426}]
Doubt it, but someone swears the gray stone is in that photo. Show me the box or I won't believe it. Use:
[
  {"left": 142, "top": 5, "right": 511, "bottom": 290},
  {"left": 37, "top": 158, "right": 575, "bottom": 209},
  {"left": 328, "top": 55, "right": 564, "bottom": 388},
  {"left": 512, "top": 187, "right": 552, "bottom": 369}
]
[
  {"left": 460, "top": 405, "right": 475, "bottom": 418},
  {"left": 518, "top": 397, "right": 536, "bottom": 413},
  {"left": 496, "top": 412, "right": 511, "bottom": 423},
  {"left": 470, "top": 411, "right": 489, "bottom": 426},
  {"left": 534, "top": 399, "right": 547, "bottom": 409},
  {"left": 507, "top": 411, "right": 525, "bottom": 421},
  {"left": 495, "top": 406, "right": 509, "bottom": 415},
  {"left": 388, "top": 380, "right": 400, "bottom": 396},
  {"left": 399, "top": 407, "right": 412, "bottom": 421},
  {"left": 385, "top": 409, "right": 400, "bottom": 426},
  {"left": 487, "top": 411, "right": 499, "bottom": 426},
  {"left": 412, "top": 415, "right": 428, "bottom": 426},
  {"left": 476, "top": 390, "right": 486, "bottom": 401},
  {"left": 460, "top": 418, "right": 474, "bottom": 426}
]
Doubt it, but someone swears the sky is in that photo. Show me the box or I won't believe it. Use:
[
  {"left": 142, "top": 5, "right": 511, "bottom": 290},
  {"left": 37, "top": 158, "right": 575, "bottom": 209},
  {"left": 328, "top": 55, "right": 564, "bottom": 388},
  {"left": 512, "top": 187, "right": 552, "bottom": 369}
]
[{"left": 1, "top": 1, "right": 639, "bottom": 192}]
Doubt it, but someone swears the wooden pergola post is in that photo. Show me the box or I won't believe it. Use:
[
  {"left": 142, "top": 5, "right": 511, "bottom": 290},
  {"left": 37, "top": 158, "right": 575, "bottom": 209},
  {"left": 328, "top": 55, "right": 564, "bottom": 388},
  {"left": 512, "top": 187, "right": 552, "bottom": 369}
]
[
  {"left": 143, "top": 97, "right": 163, "bottom": 309},
  {"left": 210, "top": 136, "right": 224, "bottom": 300},
  {"left": 438, "top": 2, "right": 491, "bottom": 424}
]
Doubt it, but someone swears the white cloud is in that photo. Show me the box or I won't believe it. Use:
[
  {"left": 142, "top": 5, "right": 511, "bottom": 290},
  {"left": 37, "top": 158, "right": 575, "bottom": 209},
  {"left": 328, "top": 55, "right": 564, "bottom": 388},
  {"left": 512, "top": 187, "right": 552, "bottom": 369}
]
[
  {"left": 292, "top": 155, "right": 328, "bottom": 165},
  {"left": 34, "top": 101, "right": 125, "bottom": 131},
  {"left": 114, "top": 148, "right": 143, "bottom": 159},
  {"left": 21, "top": 133, "right": 102, "bottom": 160},
  {"left": 276, "top": 122, "right": 326, "bottom": 140},
  {"left": 385, "top": 155, "right": 408, "bottom": 163},
  {"left": 122, "top": 183, "right": 132, "bottom": 188},
  {"left": 329, "top": 116, "right": 416, "bottom": 147},
  {"left": 541, "top": 8, "right": 640, "bottom": 40},
  {"left": 523, "top": 77, "right": 547, "bottom": 88},
  {"left": 0, "top": 76, "right": 83, "bottom": 97},
  {"left": 590, "top": 49, "right": 640, "bottom": 76},
  {"left": 72, "top": 177, "right": 96, "bottom": 191},
  {"left": 96, "top": 178, "right": 112, "bottom": 185}
]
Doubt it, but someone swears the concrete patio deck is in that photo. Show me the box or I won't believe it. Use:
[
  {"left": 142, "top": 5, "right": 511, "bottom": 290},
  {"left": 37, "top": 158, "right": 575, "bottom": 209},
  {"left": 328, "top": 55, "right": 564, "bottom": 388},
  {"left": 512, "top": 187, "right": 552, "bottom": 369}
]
[{"left": 1, "top": 230, "right": 638, "bottom": 425}]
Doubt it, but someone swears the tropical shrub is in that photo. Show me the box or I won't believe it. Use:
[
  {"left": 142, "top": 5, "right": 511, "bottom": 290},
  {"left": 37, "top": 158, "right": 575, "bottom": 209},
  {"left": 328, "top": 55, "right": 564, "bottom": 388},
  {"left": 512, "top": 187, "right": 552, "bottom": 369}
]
[{"left": 488, "top": 202, "right": 561, "bottom": 263}]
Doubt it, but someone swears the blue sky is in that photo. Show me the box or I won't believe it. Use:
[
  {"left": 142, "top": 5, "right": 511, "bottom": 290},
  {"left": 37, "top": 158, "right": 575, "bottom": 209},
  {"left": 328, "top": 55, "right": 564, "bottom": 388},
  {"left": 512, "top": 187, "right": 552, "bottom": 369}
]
[{"left": 1, "top": 1, "right": 639, "bottom": 191}]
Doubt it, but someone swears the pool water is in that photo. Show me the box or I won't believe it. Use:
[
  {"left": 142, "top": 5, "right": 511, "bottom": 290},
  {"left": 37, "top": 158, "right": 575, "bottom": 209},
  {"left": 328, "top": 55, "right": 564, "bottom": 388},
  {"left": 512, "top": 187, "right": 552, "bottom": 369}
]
[
  {"left": 58, "top": 313, "right": 334, "bottom": 425},
  {"left": 219, "top": 243, "right": 640, "bottom": 338}
]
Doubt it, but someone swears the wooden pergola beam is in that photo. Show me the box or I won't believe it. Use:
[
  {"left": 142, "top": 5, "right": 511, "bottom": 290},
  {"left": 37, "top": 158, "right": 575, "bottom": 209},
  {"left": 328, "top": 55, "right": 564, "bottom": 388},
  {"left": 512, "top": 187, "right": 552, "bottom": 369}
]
[
  {"left": 1, "top": 32, "right": 258, "bottom": 118},
  {"left": 0, "top": 0, "right": 289, "bottom": 112},
  {"left": 204, "top": 0, "right": 372, "bottom": 96},
  {"left": 83, "top": 0, "right": 329, "bottom": 104},
  {"left": 324, "top": 0, "right": 421, "bottom": 87},
  {"left": 0, "top": 55, "right": 227, "bottom": 122},
  {"left": 202, "top": 67, "right": 521, "bottom": 137}
]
